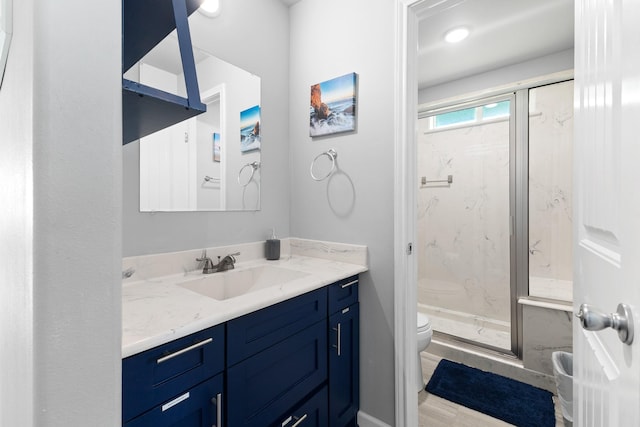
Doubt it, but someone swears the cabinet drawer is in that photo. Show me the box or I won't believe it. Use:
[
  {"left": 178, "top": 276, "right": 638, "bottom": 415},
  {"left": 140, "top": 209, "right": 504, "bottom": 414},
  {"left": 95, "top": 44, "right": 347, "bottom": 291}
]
[
  {"left": 328, "top": 275, "right": 358, "bottom": 314},
  {"left": 124, "top": 373, "right": 224, "bottom": 427},
  {"left": 227, "top": 287, "right": 327, "bottom": 366},
  {"left": 227, "top": 320, "right": 328, "bottom": 427},
  {"left": 123, "top": 324, "right": 225, "bottom": 423},
  {"left": 271, "top": 386, "right": 328, "bottom": 427}
]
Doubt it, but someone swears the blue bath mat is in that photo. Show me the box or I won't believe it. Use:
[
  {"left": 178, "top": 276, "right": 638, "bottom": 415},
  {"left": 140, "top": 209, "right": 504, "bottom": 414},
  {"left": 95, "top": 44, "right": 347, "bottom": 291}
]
[{"left": 426, "top": 359, "right": 555, "bottom": 427}]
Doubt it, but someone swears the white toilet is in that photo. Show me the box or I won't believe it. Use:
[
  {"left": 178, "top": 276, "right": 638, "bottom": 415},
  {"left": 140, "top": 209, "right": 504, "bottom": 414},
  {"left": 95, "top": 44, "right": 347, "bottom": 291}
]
[{"left": 416, "top": 312, "right": 433, "bottom": 392}]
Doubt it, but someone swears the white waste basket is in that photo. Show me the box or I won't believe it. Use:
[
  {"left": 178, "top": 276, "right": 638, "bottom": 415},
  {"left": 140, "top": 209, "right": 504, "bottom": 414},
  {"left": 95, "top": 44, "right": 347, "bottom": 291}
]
[{"left": 552, "top": 351, "right": 573, "bottom": 427}]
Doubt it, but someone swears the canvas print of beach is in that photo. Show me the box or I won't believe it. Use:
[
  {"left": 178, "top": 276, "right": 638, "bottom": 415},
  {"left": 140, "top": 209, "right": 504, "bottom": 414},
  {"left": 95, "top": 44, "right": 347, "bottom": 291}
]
[
  {"left": 240, "top": 105, "right": 261, "bottom": 153},
  {"left": 310, "top": 72, "right": 357, "bottom": 137},
  {"left": 213, "top": 133, "right": 220, "bottom": 162}
]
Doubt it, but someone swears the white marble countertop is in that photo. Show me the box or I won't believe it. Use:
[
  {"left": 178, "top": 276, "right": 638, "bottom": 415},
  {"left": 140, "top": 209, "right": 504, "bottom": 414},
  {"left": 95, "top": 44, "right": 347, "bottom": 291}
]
[{"left": 122, "top": 255, "right": 367, "bottom": 358}]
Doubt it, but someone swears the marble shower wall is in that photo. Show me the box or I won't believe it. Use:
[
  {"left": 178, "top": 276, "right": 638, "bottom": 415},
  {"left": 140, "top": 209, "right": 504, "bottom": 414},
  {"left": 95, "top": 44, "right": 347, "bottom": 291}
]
[
  {"left": 417, "top": 115, "right": 512, "bottom": 325},
  {"left": 528, "top": 80, "right": 574, "bottom": 301}
]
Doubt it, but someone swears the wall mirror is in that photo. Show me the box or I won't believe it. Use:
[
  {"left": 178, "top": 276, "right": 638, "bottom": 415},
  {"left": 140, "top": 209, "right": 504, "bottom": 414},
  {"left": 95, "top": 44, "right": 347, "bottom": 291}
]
[
  {"left": 0, "top": 0, "right": 12, "bottom": 88},
  {"left": 127, "top": 23, "right": 261, "bottom": 212}
]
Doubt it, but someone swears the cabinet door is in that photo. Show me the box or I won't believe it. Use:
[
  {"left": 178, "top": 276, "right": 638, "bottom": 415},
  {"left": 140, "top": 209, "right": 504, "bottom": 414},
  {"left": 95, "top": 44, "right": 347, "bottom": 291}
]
[
  {"left": 329, "top": 303, "right": 359, "bottom": 427},
  {"left": 271, "top": 386, "right": 328, "bottom": 427},
  {"left": 227, "top": 320, "right": 328, "bottom": 427},
  {"left": 124, "top": 373, "right": 224, "bottom": 427}
]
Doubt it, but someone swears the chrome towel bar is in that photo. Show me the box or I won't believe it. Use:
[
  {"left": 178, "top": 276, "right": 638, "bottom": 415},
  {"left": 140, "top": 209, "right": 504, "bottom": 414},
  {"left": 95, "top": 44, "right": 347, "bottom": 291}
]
[
  {"left": 421, "top": 174, "right": 453, "bottom": 185},
  {"left": 238, "top": 161, "right": 260, "bottom": 187},
  {"left": 310, "top": 148, "right": 338, "bottom": 181}
]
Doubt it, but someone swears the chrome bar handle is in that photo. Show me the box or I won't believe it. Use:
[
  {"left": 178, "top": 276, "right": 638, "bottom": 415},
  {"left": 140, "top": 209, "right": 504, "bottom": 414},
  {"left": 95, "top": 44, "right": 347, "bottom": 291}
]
[
  {"left": 156, "top": 338, "right": 213, "bottom": 364},
  {"left": 576, "top": 303, "right": 634, "bottom": 345},
  {"left": 291, "top": 414, "right": 308, "bottom": 427},
  {"left": 216, "top": 393, "right": 223, "bottom": 427},
  {"left": 210, "top": 393, "right": 222, "bottom": 427},
  {"left": 341, "top": 279, "right": 358, "bottom": 289},
  {"left": 332, "top": 323, "right": 342, "bottom": 356}
]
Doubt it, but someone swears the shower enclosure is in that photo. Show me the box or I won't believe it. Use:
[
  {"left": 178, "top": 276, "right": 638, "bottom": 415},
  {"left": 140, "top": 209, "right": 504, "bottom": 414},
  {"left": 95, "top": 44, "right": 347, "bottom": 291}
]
[{"left": 417, "top": 80, "right": 574, "bottom": 356}]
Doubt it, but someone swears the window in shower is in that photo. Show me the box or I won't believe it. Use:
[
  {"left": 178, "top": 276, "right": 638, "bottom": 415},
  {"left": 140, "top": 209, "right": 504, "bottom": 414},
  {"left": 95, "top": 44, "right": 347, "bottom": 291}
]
[
  {"left": 429, "top": 100, "right": 511, "bottom": 130},
  {"left": 417, "top": 95, "right": 514, "bottom": 352},
  {"left": 528, "top": 80, "right": 574, "bottom": 302}
]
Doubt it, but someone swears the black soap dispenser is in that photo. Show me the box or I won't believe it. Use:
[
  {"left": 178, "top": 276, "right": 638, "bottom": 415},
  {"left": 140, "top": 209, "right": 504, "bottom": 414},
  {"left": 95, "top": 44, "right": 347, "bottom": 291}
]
[{"left": 266, "top": 228, "right": 280, "bottom": 260}]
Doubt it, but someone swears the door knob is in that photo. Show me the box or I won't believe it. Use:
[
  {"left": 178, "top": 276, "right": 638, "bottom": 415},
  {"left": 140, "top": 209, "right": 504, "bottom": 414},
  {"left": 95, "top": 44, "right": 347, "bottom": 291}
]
[{"left": 576, "top": 303, "right": 634, "bottom": 345}]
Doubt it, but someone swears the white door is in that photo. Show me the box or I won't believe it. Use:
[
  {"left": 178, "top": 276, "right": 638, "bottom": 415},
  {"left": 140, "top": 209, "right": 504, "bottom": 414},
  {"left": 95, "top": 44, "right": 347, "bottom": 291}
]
[{"left": 573, "top": 0, "right": 640, "bottom": 425}]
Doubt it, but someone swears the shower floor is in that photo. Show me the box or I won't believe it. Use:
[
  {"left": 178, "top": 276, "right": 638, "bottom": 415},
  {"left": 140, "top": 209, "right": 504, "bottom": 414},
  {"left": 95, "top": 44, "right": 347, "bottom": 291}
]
[{"left": 418, "top": 303, "right": 511, "bottom": 351}]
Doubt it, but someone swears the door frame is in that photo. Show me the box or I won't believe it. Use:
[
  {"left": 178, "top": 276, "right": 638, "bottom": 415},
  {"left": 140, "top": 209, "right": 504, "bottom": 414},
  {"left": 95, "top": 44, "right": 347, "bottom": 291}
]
[
  {"left": 393, "top": 1, "right": 421, "bottom": 425},
  {"left": 394, "top": 1, "right": 471, "bottom": 424},
  {"left": 394, "top": 0, "right": 576, "bottom": 424}
]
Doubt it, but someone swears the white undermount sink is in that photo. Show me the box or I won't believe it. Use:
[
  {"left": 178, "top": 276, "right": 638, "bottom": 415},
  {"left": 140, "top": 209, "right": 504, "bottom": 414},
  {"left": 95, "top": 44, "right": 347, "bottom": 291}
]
[{"left": 176, "top": 265, "right": 310, "bottom": 300}]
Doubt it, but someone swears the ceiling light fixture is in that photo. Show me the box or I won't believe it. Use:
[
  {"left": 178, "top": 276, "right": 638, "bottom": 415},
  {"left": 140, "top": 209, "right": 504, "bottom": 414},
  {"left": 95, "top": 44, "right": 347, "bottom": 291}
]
[
  {"left": 444, "top": 27, "right": 469, "bottom": 44},
  {"left": 199, "top": 0, "right": 221, "bottom": 18}
]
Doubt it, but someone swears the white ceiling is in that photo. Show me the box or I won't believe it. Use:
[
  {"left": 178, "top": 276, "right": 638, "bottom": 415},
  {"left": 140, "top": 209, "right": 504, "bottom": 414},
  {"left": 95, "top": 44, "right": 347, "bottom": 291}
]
[
  {"left": 417, "top": 0, "right": 574, "bottom": 90},
  {"left": 139, "top": 0, "right": 573, "bottom": 93}
]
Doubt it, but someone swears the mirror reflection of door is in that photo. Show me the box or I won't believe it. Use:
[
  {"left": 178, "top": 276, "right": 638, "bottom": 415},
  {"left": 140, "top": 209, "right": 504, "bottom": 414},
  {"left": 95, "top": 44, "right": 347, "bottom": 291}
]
[
  {"left": 197, "top": 88, "right": 224, "bottom": 211},
  {"left": 138, "top": 63, "right": 195, "bottom": 212},
  {"left": 133, "top": 33, "right": 261, "bottom": 212}
]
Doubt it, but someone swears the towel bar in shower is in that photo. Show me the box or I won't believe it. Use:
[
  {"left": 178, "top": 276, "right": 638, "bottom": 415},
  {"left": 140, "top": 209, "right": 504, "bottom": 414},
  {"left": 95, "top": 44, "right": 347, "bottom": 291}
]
[{"left": 421, "top": 175, "right": 453, "bottom": 185}]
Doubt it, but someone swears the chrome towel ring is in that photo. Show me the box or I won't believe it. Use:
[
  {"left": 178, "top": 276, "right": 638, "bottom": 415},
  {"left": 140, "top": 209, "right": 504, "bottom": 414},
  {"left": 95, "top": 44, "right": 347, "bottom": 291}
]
[
  {"left": 238, "top": 161, "right": 261, "bottom": 187},
  {"left": 310, "top": 148, "right": 338, "bottom": 181}
]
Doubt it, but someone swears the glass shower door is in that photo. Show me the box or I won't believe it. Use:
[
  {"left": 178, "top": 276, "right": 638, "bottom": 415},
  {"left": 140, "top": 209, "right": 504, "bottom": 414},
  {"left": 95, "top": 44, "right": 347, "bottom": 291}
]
[{"left": 417, "top": 96, "right": 514, "bottom": 352}]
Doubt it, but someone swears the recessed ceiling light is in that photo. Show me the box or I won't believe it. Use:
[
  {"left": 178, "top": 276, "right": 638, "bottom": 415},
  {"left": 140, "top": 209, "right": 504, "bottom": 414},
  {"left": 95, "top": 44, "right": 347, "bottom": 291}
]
[
  {"left": 199, "top": 0, "right": 221, "bottom": 18},
  {"left": 444, "top": 27, "right": 469, "bottom": 44}
]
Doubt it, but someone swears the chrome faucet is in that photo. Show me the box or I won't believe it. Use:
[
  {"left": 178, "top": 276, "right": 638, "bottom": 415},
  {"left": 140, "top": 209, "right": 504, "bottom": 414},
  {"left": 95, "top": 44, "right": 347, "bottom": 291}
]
[
  {"left": 196, "top": 251, "right": 240, "bottom": 274},
  {"left": 215, "top": 252, "right": 240, "bottom": 272},
  {"left": 196, "top": 251, "right": 216, "bottom": 274}
]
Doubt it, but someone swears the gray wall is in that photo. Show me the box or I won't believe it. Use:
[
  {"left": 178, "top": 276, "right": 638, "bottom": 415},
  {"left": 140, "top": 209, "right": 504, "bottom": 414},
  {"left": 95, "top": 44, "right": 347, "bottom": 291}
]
[
  {"left": 0, "top": 0, "right": 122, "bottom": 425},
  {"left": 123, "top": 0, "right": 291, "bottom": 256},
  {"left": 418, "top": 48, "right": 574, "bottom": 105},
  {"left": 289, "top": 0, "right": 396, "bottom": 424}
]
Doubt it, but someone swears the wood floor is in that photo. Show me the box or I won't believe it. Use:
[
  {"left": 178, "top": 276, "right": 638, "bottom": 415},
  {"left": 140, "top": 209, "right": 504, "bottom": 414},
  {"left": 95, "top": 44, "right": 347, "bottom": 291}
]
[{"left": 418, "top": 352, "right": 566, "bottom": 427}]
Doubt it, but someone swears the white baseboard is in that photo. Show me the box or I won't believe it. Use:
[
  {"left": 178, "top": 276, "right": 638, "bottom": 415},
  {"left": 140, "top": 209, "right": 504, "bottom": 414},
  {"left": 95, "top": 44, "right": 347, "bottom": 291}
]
[{"left": 357, "top": 410, "right": 393, "bottom": 427}]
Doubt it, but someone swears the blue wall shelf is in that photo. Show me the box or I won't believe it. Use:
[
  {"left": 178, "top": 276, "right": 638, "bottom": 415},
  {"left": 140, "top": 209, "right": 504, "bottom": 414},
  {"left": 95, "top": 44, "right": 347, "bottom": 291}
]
[{"left": 122, "top": 0, "right": 206, "bottom": 145}]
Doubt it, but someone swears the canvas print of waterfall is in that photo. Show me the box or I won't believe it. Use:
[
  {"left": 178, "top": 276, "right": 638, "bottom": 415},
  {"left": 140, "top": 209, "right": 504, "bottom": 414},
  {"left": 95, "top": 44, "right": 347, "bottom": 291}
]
[{"left": 310, "top": 72, "right": 357, "bottom": 137}]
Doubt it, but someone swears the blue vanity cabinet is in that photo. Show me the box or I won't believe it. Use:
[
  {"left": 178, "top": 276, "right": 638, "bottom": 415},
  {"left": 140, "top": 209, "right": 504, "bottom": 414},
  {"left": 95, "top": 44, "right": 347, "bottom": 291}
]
[
  {"left": 123, "top": 275, "right": 361, "bottom": 427},
  {"left": 225, "top": 288, "right": 328, "bottom": 427},
  {"left": 122, "top": 324, "right": 225, "bottom": 425},
  {"left": 328, "top": 276, "right": 360, "bottom": 427}
]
